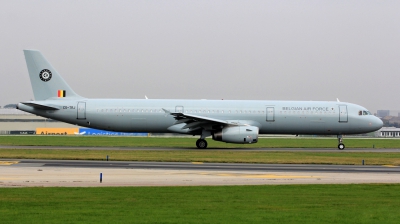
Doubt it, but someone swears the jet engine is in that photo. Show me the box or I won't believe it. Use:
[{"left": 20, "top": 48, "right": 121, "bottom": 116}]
[{"left": 212, "top": 126, "right": 259, "bottom": 144}]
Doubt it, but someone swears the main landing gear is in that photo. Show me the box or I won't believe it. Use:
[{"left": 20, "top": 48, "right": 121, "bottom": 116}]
[
  {"left": 196, "top": 130, "right": 211, "bottom": 149},
  {"left": 196, "top": 139, "right": 208, "bottom": 149},
  {"left": 337, "top": 135, "right": 345, "bottom": 150}
]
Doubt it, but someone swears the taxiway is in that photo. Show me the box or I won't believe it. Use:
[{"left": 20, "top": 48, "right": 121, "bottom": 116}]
[
  {"left": 1, "top": 159, "right": 399, "bottom": 187},
  {"left": 1, "top": 145, "right": 399, "bottom": 152}
]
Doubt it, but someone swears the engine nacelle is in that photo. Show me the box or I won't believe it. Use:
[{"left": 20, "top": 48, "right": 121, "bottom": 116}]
[{"left": 212, "top": 126, "right": 259, "bottom": 144}]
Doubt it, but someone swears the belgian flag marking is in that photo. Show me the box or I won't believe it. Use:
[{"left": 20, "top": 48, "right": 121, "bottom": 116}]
[{"left": 58, "top": 90, "right": 66, "bottom": 98}]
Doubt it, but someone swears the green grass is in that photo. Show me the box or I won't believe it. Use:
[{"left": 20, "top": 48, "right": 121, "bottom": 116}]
[
  {"left": 1, "top": 184, "right": 400, "bottom": 223},
  {"left": 1, "top": 149, "right": 400, "bottom": 165},
  {"left": 0, "top": 136, "right": 399, "bottom": 148},
  {"left": 1, "top": 136, "right": 400, "bottom": 165}
]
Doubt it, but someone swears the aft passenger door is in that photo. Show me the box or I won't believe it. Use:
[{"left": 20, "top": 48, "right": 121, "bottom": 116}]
[{"left": 77, "top": 102, "right": 86, "bottom": 120}]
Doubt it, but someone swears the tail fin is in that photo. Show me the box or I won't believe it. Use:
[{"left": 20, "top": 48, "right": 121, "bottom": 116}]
[{"left": 23, "top": 50, "right": 83, "bottom": 101}]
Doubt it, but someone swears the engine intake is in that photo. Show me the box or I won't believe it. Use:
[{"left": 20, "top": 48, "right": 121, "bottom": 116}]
[{"left": 212, "top": 126, "right": 259, "bottom": 144}]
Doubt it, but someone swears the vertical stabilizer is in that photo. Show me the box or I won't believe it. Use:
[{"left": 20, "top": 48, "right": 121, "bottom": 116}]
[{"left": 23, "top": 50, "right": 83, "bottom": 101}]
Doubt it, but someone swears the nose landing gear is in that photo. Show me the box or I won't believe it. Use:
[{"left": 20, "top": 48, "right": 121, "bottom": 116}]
[{"left": 337, "top": 135, "right": 345, "bottom": 150}]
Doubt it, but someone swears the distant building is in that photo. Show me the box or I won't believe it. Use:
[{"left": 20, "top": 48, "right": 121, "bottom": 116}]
[
  {"left": 3, "top": 104, "right": 17, "bottom": 109},
  {"left": 377, "top": 110, "right": 390, "bottom": 118},
  {"left": 0, "top": 109, "right": 29, "bottom": 115},
  {"left": 0, "top": 109, "right": 79, "bottom": 135},
  {"left": 377, "top": 127, "right": 400, "bottom": 137}
]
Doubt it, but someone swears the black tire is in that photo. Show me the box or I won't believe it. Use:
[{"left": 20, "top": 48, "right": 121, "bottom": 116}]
[
  {"left": 196, "top": 139, "right": 208, "bottom": 149},
  {"left": 338, "top": 143, "right": 345, "bottom": 150}
]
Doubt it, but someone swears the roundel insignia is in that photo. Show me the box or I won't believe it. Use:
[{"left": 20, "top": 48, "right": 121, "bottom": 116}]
[{"left": 39, "top": 69, "right": 52, "bottom": 82}]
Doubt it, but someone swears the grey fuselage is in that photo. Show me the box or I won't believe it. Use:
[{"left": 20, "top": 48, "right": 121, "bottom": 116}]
[{"left": 17, "top": 98, "right": 383, "bottom": 135}]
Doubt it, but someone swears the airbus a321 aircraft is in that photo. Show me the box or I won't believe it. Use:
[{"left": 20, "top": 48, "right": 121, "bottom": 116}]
[{"left": 17, "top": 50, "right": 383, "bottom": 149}]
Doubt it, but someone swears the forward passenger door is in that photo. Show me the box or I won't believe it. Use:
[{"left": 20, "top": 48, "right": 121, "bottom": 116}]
[{"left": 339, "top": 105, "right": 348, "bottom": 123}]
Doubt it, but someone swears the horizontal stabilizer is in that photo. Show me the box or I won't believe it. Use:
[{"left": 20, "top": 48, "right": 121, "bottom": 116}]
[{"left": 20, "top": 102, "right": 60, "bottom": 110}]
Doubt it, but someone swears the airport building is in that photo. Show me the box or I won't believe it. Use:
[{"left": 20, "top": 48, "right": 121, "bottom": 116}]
[
  {"left": 377, "top": 127, "right": 400, "bottom": 137},
  {"left": 0, "top": 109, "right": 80, "bottom": 135},
  {"left": 0, "top": 109, "right": 148, "bottom": 136}
]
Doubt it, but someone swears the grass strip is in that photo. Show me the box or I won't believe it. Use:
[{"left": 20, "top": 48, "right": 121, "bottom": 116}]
[
  {"left": 0, "top": 136, "right": 399, "bottom": 148},
  {"left": 1, "top": 184, "right": 400, "bottom": 223},
  {"left": 1, "top": 149, "right": 400, "bottom": 165}
]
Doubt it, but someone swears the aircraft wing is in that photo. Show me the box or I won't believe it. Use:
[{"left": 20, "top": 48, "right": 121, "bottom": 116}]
[
  {"left": 171, "top": 112, "right": 230, "bottom": 126},
  {"left": 164, "top": 109, "right": 236, "bottom": 132}
]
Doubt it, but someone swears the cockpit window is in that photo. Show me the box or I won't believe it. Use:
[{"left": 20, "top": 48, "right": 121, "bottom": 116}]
[
  {"left": 362, "top": 111, "right": 372, "bottom": 115},
  {"left": 359, "top": 110, "right": 372, "bottom": 115}
]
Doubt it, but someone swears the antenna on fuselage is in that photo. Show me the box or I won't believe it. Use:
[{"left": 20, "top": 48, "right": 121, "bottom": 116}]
[
  {"left": 337, "top": 98, "right": 340, "bottom": 102},
  {"left": 145, "top": 95, "right": 148, "bottom": 99}
]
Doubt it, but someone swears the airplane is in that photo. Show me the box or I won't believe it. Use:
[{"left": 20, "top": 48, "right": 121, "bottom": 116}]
[{"left": 17, "top": 50, "right": 383, "bottom": 150}]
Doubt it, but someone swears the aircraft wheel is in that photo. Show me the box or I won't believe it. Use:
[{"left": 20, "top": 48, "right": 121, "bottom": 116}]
[
  {"left": 196, "top": 139, "right": 208, "bottom": 149},
  {"left": 338, "top": 143, "right": 345, "bottom": 150}
]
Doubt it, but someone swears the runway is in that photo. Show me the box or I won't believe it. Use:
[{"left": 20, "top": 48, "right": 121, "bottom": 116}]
[
  {"left": 3, "top": 159, "right": 400, "bottom": 173},
  {"left": 1, "top": 159, "right": 399, "bottom": 187},
  {"left": 1, "top": 145, "right": 400, "bottom": 152}
]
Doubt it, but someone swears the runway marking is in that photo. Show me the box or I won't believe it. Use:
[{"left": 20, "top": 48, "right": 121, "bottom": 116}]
[
  {"left": 382, "top": 165, "right": 398, "bottom": 167},
  {"left": 191, "top": 162, "right": 203, "bottom": 164},
  {"left": 217, "top": 173, "right": 320, "bottom": 179},
  {"left": 198, "top": 173, "right": 320, "bottom": 179},
  {"left": 0, "top": 161, "right": 19, "bottom": 166}
]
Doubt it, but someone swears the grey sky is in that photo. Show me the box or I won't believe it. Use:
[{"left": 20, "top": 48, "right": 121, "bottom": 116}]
[{"left": 1, "top": 1, "right": 399, "bottom": 113}]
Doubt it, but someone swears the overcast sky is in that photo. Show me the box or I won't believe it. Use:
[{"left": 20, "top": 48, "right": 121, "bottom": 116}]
[{"left": 1, "top": 1, "right": 399, "bottom": 113}]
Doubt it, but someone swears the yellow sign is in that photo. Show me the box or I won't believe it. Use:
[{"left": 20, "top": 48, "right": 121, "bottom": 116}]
[{"left": 36, "top": 128, "right": 79, "bottom": 135}]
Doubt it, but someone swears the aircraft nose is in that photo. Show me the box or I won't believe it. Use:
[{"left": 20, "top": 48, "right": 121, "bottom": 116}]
[{"left": 370, "top": 116, "right": 383, "bottom": 131}]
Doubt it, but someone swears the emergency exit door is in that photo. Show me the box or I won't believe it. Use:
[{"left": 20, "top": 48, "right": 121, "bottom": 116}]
[
  {"left": 175, "top": 106, "right": 184, "bottom": 113},
  {"left": 266, "top": 107, "right": 275, "bottom": 122}
]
